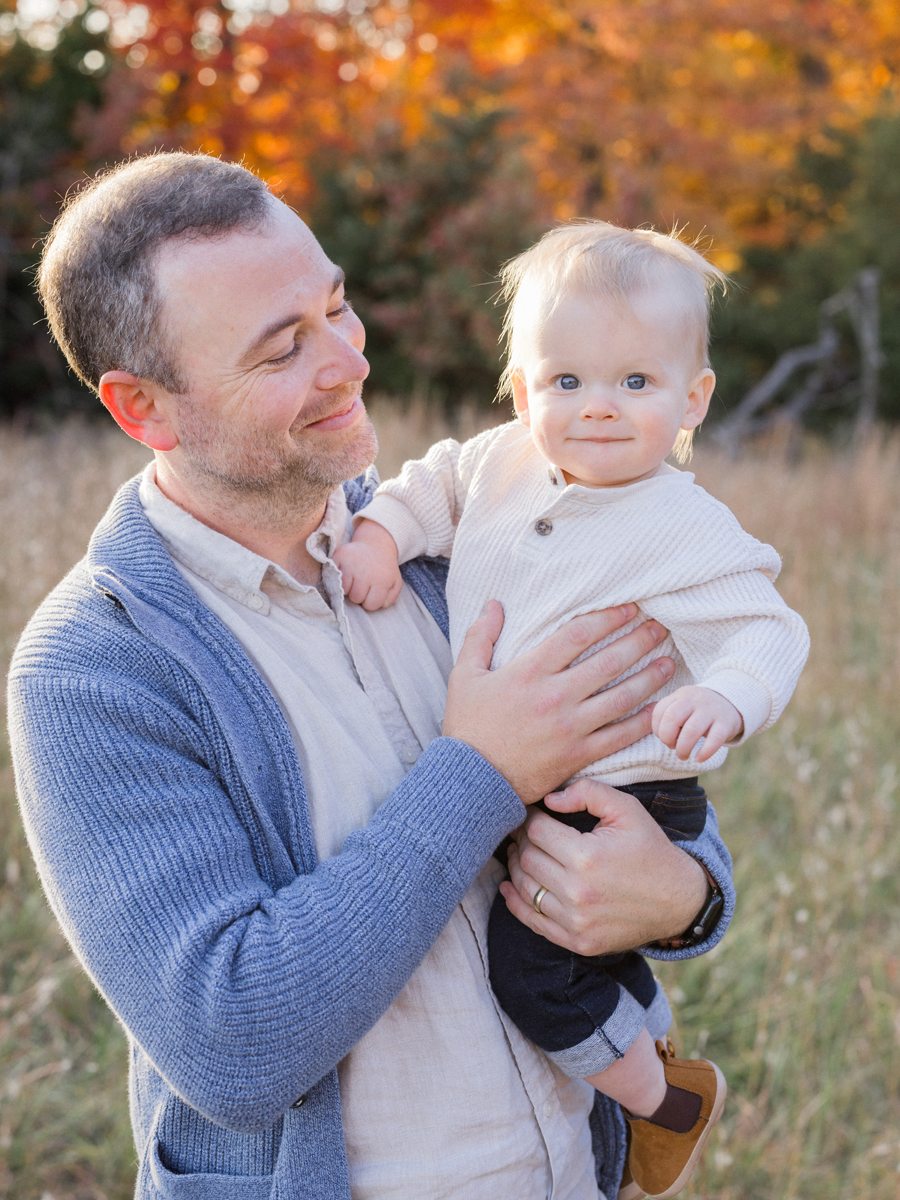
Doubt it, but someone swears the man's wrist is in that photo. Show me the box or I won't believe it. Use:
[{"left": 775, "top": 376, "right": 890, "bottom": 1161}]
[{"left": 651, "top": 864, "right": 722, "bottom": 950}]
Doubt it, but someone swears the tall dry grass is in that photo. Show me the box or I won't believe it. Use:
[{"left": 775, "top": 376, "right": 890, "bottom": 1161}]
[{"left": 0, "top": 411, "right": 898, "bottom": 1199}]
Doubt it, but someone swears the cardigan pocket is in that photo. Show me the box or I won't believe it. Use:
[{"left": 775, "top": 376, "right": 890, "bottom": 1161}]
[{"left": 149, "top": 1139, "right": 273, "bottom": 1200}]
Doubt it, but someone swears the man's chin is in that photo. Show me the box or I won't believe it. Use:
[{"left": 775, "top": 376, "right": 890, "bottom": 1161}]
[{"left": 299, "top": 412, "right": 379, "bottom": 489}]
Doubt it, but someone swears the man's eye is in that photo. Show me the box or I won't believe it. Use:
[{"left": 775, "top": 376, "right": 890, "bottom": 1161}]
[
  {"left": 557, "top": 374, "right": 580, "bottom": 391},
  {"left": 269, "top": 341, "right": 301, "bottom": 366},
  {"left": 624, "top": 374, "right": 647, "bottom": 390},
  {"left": 328, "top": 300, "right": 352, "bottom": 319}
]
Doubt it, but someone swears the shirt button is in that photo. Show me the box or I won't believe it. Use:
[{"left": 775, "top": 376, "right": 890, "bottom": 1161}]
[
  {"left": 403, "top": 747, "right": 418, "bottom": 764},
  {"left": 250, "top": 594, "right": 265, "bottom": 611},
  {"left": 534, "top": 519, "right": 553, "bottom": 536},
  {"left": 543, "top": 1099, "right": 555, "bottom": 1118}
]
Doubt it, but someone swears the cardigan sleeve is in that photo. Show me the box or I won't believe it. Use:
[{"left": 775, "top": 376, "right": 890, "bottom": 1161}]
[{"left": 9, "top": 664, "right": 524, "bottom": 1135}]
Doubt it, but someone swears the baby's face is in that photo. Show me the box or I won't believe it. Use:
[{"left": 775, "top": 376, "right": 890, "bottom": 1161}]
[{"left": 511, "top": 286, "right": 715, "bottom": 488}]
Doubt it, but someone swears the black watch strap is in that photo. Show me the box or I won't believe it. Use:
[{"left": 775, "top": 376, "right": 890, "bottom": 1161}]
[
  {"left": 652, "top": 872, "right": 724, "bottom": 950},
  {"left": 681, "top": 879, "right": 725, "bottom": 946}
]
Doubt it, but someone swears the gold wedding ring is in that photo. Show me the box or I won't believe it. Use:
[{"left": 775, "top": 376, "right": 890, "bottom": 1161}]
[{"left": 532, "top": 885, "right": 549, "bottom": 915}]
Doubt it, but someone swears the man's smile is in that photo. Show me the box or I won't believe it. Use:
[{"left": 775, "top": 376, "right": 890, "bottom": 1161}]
[{"left": 298, "top": 391, "right": 364, "bottom": 432}]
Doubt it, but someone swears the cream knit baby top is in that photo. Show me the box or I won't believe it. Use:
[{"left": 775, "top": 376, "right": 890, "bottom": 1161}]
[{"left": 361, "top": 421, "right": 810, "bottom": 786}]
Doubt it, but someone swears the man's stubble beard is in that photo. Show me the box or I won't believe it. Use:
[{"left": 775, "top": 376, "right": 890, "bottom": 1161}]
[{"left": 175, "top": 382, "right": 379, "bottom": 532}]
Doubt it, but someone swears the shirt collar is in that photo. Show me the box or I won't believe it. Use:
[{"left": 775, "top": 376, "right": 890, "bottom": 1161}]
[
  {"left": 138, "top": 463, "right": 350, "bottom": 613},
  {"left": 543, "top": 458, "right": 685, "bottom": 499}
]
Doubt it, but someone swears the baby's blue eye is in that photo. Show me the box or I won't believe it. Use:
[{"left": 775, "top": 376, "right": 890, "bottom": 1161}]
[
  {"left": 625, "top": 374, "right": 647, "bottom": 390},
  {"left": 559, "top": 375, "right": 580, "bottom": 390}
]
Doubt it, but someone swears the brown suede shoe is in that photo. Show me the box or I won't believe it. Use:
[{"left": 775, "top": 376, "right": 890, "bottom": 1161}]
[
  {"left": 618, "top": 1122, "right": 646, "bottom": 1200},
  {"left": 624, "top": 1039, "right": 726, "bottom": 1200},
  {"left": 617, "top": 1157, "right": 645, "bottom": 1200}
]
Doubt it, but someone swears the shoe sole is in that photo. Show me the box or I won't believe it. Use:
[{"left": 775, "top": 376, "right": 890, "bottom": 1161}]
[
  {"left": 618, "top": 1179, "right": 646, "bottom": 1200},
  {"left": 646, "top": 1062, "right": 728, "bottom": 1199}
]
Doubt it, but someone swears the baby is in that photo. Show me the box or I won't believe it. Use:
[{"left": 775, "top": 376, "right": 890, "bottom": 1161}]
[{"left": 333, "top": 221, "right": 809, "bottom": 1199}]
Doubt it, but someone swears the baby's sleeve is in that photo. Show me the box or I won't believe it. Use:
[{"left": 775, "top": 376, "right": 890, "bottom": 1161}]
[
  {"left": 357, "top": 428, "right": 497, "bottom": 563},
  {"left": 641, "top": 571, "right": 810, "bottom": 741}
]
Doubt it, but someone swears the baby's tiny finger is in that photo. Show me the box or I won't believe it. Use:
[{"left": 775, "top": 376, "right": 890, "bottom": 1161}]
[
  {"left": 674, "top": 717, "right": 707, "bottom": 760},
  {"left": 693, "top": 738, "right": 714, "bottom": 763},
  {"left": 361, "top": 586, "right": 383, "bottom": 613},
  {"left": 695, "top": 721, "right": 727, "bottom": 762}
]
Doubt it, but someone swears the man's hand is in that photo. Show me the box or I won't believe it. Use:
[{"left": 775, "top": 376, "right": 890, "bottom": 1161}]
[
  {"left": 443, "top": 601, "right": 675, "bottom": 803},
  {"left": 651, "top": 685, "right": 743, "bottom": 763},
  {"left": 333, "top": 519, "right": 403, "bottom": 611},
  {"left": 498, "top": 779, "right": 709, "bottom": 955}
]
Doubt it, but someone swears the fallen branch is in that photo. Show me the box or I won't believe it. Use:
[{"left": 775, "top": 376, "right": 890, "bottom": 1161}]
[{"left": 713, "top": 270, "right": 881, "bottom": 456}]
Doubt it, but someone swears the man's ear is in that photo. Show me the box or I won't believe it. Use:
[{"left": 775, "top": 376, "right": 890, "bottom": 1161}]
[
  {"left": 682, "top": 368, "right": 715, "bottom": 430},
  {"left": 511, "top": 372, "right": 531, "bottom": 427},
  {"left": 98, "top": 372, "right": 180, "bottom": 452}
]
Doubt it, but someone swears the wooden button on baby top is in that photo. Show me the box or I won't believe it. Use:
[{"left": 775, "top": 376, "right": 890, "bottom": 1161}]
[{"left": 534, "top": 519, "right": 553, "bottom": 535}]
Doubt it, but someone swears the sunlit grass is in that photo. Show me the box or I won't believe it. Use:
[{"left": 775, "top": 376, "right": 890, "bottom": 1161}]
[
  {"left": 1, "top": 412, "right": 898, "bottom": 1198},
  {"left": 666, "top": 438, "right": 900, "bottom": 1200}
]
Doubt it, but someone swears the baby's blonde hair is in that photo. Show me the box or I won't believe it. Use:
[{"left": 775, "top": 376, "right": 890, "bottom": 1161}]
[{"left": 498, "top": 221, "right": 726, "bottom": 461}]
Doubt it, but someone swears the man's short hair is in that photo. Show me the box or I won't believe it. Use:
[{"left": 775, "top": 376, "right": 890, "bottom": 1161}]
[
  {"left": 497, "top": 221, "right": 727, "bottom": 459},
  {"left": 38, "top": 152, "right": 274, "bottom": 394}
]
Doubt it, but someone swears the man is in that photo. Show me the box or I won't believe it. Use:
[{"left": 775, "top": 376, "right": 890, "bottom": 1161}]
[{"left": 9, "top": 153, "right": 733, "bottom": 1199}]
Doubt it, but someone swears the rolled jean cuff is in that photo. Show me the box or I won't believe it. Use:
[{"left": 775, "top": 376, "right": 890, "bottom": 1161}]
[{"left": 545, "top": 984, "right": 647, "bottom": 1078}]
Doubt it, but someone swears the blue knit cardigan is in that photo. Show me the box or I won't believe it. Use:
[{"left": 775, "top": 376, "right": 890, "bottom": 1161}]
[{"left": 8, "top": 471, "right": 734, "bottom": 1200}]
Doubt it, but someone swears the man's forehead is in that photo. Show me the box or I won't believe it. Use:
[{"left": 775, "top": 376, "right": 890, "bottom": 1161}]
[{"left": 155, "top": 203, "right": 336, "bottom": 310}]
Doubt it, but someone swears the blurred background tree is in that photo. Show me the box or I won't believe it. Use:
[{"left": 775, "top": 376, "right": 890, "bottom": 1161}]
[
  {"left": 714, "top": 114, "right": 900, "bottom": 426},
  {"left": 2, "top": 0, "right": 900, "bottom": 426},
  {"left": 0, "top": 1, "right": 126, "bottom": 419}
]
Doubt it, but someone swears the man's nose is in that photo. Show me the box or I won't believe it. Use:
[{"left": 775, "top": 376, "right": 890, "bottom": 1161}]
[{"left": 316, "top": 324, "right": 370, "bottom": 391}]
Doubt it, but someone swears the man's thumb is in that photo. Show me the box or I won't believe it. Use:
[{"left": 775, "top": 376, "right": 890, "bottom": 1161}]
[
  {"left": 544, "top": 778, "right": 632, "bottom": 822},
  {"left": 454, "top": 599, "right": 504, "bottom": 672}
]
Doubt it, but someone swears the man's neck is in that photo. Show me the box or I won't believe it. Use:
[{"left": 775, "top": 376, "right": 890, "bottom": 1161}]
[{"left": 153, "top": 459, "right": 330, "bottom": 586}]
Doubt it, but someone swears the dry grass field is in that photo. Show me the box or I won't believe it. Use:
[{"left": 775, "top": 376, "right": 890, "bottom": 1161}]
[{"left": 0, "top": 406, "right": 898, "bottom": 1199}]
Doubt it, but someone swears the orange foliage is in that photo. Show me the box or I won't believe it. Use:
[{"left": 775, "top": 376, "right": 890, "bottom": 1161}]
[{"left": 118, "top": 0, "right": 900, "bottom": 253}]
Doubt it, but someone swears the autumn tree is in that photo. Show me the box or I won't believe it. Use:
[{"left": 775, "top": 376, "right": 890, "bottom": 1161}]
[
  {"left": 5, "top": 0, "right": 900, "bottom": 416},
  {"left": 0, "top": 1, "right": 134, "bottom": 418}
]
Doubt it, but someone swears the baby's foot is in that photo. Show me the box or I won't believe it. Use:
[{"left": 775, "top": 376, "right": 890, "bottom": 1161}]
[{"left": 619, "top": 1038, "right": 726, "bottom": 1200}]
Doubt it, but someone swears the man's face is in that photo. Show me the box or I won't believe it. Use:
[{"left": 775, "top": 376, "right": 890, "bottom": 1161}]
[{"left": 154, "top": 200, "right": 375, "bottom": 510}]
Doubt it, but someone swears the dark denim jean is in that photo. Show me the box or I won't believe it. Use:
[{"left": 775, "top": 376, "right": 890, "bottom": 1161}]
[{"left": 488, "top": 777, "right": 707, "bottom": 1076}]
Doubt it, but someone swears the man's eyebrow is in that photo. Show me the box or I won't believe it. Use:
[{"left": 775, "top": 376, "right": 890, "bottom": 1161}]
[{"left": 239, "top": 268, "right": 347, "bottom": 365}]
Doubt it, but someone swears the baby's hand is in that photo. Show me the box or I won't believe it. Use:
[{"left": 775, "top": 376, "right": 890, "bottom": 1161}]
[
  {"left": 651, "top": 685, "right": 743, "bottom": 763},
  {"left": 332, "top": 519, "right": 403, "bottom": 611}
]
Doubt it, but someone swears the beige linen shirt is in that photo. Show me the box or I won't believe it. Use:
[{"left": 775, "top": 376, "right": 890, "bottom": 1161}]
[{"left": 139, "top": 464, "right": 601, "bottom": 1200}]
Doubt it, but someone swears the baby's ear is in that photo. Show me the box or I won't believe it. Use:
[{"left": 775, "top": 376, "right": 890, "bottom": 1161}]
[
  {"left": 683, "top": 368, "right": 715, "bottom": 429},
  {"left": 511, "top": 372, "right": 531, "bottom": 426}
]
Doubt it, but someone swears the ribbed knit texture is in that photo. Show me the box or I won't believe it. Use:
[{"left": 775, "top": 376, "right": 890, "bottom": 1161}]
[
  {"left": 363, "top": 422, "right": 810, "bottom": 784},
  {"left": 8, "top": 469, "right": 735, "bottom": 1199}
]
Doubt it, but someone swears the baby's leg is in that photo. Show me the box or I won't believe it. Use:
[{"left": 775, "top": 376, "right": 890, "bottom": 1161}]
[
  {"left": 586, "top": 1024, "right": 666, "bottom": 1116},
  {"left": 488, "top": 894, "right": 666, "bottom": 1080},
  {"left": 488, "top": 894, "right": 724, "bottom": 1197}
]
